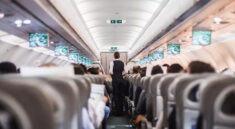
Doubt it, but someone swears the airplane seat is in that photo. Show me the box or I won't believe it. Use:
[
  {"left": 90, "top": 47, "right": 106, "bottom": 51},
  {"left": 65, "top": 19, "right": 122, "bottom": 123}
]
[
  {"left": 213, "top": 85, "right": 235, "bottom": 129},
  {"left": 73, "top": 76, "right": 91, "bottom": 108},
  {"left": 199, "top": 76, "right": 235, "bottom": 129},
  {"left": 0, "top": 79, "right": 56, "bottom": 129},
  {"left": 159, "top": 74, "right": 181, "bottom": 129},
  {"left": 148, "top": 74, "right": 164, "bottom": 126},
  {"left": 173, "top": 74, "right": 214, "bottom": 129},
  {"left": 39, "top": 77, "right": 80, "bottom": 129}
]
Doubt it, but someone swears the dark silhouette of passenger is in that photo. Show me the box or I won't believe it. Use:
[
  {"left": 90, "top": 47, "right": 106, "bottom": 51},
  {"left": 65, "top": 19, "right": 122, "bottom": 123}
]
[
  {"left": 151, "top": 65, "right": 163, "bottom": 75},
  {"left": 187, "top": 61, "right": 215, "bottom": 73},
  {"left": 167, "top": 64, "right": 183, "bottom": 73},
  {"left": 0, "top": 62, "right": 17, "bottom": 74}
]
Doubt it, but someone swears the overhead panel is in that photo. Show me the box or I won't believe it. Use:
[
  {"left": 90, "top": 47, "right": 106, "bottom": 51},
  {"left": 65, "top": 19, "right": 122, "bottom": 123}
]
[{"left": 75, "top": 0, "right": 164, "bottom": 51}]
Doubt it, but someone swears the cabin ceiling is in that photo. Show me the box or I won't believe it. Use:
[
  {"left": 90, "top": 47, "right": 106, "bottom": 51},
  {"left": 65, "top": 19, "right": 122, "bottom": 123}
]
[{"left": 50, "top": 0, "right": 199, "bottom": 59}]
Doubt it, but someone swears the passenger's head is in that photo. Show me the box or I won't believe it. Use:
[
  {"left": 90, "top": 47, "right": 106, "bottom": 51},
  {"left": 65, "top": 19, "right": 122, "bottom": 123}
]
[
  {"left": 114, "top": 52, "right": 120, "bottom": 59},
  {"left": 187, "top": 61, "right": 215, "bottom": 74},
  {"left": 0, "top": 62, "right": 17, "bottom": 74},
  {"left": 88, "top": 67, "right": 99, "bottom": 75},
  {"left": 168, "top": 63, "right": 183, "bottom": 73},
  {"left": 80, "top": 64, "right": 88, "bottom": 74},
  {"left": 133, "top": 66, "right": 141, "bottom": 74},
  {"left": 151, "top": 65, "right": 163, "bottom": 75},
  {"left": 140, "top": 67, "right": 147, "bottom": 78},
  {"left": 73, "top": 64, "right": 85, "bottom": 75}
]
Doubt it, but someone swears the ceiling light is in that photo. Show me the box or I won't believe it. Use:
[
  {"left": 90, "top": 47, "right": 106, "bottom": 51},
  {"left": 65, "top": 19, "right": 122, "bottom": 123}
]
[
  {"left": 214, "top": 17, "right": 222, "bottom": 24},
  {"left": 50, "top": 41, "right": 54, "bottom": 44},
  {"left": 0, "top": 12, "right": 4, "bottom": 19},
  {"left": 23, "top": 19, "right": 31, "bottom": 24},
  {"left": 14, "top": 19, "right": 22, "bottom": 27}
]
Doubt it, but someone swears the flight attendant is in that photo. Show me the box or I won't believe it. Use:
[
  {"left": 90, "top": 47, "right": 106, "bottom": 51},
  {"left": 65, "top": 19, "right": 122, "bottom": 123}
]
[{"left": 109, "top": 52, "right": 126, "bottom": 115}]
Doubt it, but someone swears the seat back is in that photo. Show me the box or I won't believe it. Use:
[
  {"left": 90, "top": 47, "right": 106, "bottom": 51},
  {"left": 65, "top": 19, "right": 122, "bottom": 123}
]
[
  {"left": 39, "top": 77, "right": 80, "bottom": 129},
  {"left": 199, "top": 75, "right": 235, "bottom": 129},
  {"left": 0, "top": 78, "right": 56, "bottom": 129},
  {"left": 213, "top": 84, "right": 235, "bottom": 129},
  {"left": 173, "top": 74, "right": 214, "bottom": 129},
  {"left": 149, "top": 74, "right": 165, "bottom": 121},
  {"left": 160, "top": 74, "right": 181, "bottom": 128}
]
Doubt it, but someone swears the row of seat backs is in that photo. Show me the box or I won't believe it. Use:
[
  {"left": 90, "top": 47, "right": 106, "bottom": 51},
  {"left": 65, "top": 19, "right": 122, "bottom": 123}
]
[
  {"left": 126, "top": 73, "right": 235, "bottom": 129},
  {"left": 0, "top": 74, "right": 104, "bottom": 129}
]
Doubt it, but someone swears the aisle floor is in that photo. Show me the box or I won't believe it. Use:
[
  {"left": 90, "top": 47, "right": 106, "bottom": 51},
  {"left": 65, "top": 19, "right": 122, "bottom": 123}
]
[{"left": 107, "top": 115, "right": 133, "bottom": 129}]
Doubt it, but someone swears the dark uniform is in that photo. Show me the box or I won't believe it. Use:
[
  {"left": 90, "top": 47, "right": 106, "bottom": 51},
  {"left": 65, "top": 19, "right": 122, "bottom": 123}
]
[{"left": 111, "top": 60, "right": 125, "bottom": 115}]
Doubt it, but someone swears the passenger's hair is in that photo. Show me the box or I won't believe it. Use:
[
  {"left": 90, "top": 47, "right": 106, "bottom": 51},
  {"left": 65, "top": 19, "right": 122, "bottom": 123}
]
[
  {"left": 140, "top": 67, "right": 147, "bottom": 78},
  {"left": 88, "top": 67, "right": 99, "bottom": 75},
  {"left": 114, "top": 52, "right": 120, "bottom": 59},
  {"left": 0, "top": 62, "right": 17, "bottom": 74},
  {"left": 162, "top": 64, "right": 170, "bottom": 68},
  {"left": 168, "top": 63, "right": 183, "bottom": 73},
  {"left": 80, "top": 64, "right": 88, "bottom": 73},
  {"left": 73, "top": 64, "right": 85, "bottom": 75},
  {"left": 151, "top": 65, "right": 163, "bottom": 75},
  {"left": 188, "top": 61, "right": 215, "bottom": 73},
  {"left": 133, "top": 66, "right": 141, "bottom": 74}
]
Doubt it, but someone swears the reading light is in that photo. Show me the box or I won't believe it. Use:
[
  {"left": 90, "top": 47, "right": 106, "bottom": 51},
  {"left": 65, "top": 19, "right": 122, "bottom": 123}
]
[
  {"left": 214, "top": 17, "right": 222, "bottom": 24},
  {"left": 23, "top": 19, "right": 31, "bottom": 24},
  {"left": 0, "top": 12, "right": 4, "bottom": 19},
  {"left": 14, "top": 19, "right": 22, "bottom": 27}
]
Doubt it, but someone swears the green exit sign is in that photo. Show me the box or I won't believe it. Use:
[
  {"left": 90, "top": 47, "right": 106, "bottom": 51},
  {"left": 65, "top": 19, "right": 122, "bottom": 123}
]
[
  {"left": 110, "top": 47, "right": 118, "bottom": 51},
  {"left": 111, "top": 20, "right": 116, "bottom": 24},
  {"left": 117, "top": 20, "right": 122, "bottom": 24},
  {"left": 108, "top": 20, "right": 125, "bottom": 24}
]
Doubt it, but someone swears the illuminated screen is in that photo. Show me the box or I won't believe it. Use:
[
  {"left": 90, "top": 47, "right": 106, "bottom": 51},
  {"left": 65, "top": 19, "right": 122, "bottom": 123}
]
[
  {"left": 192, "top": 30, "right": 211, "bottom": 45},
  {"left": 55, "top": 46, "right": 68, "bottom": 56},
  {"left": 68, "top": 52, "right": 79, "bottom": 61},
  {"left": 154, "top": 51, "right": 164, "bottom": 60},
  {"left": 148, "top": 54, "right": 154, "bottom": 62},
  {"left": 29, "top": 33, "right": 48, "bottom": 47},
  {"left": 167, "top": 44, "right": 180, "bottom": 55}
]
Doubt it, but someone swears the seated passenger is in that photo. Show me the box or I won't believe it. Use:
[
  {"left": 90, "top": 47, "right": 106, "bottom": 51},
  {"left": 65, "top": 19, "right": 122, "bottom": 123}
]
[
  {"left": 187, "top": 61, "right": 215, "bottom": 73},
  {"left": 87, "top": 67, "right": 111, "bottom": 129},
  {"left": 167, "top": 64, "right": 183, "bottom": 73},
  {"left": 151, "top": 65, "right": 163, "bottom": 75},
  {"left": 0, "top": 61, "right": 17, "bottom": 74},
  {"left": 73, "top": 64, "right": 107, "bottom": 129}
]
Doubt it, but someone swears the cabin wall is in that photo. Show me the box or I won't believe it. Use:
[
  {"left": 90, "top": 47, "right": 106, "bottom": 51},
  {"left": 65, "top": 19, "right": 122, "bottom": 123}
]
[
  {"left": 100, "top": 52, "right": 128, "bottom": 74},
  {"left": 0, "top": 40, "right": 69, "bottom": 68}
]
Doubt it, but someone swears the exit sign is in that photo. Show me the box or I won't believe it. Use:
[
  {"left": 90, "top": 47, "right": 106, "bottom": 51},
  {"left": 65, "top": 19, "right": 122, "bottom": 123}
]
[
  {"left": 110, "top": 47, "right": 118, "bottom": 51},
  {"left": 107, "top": 20, "right": 126, "bottom": 24},
  {"left": 117, "top": 20, "right": 122, "bottom": 24},
  {"left": 111, "top": 20, "right": 116, "bottom": 24}
]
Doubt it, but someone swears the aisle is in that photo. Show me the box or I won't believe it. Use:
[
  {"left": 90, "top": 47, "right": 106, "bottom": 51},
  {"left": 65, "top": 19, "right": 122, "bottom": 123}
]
[{"left": 107, "top": 115, "right": 133, "bottom": 129}]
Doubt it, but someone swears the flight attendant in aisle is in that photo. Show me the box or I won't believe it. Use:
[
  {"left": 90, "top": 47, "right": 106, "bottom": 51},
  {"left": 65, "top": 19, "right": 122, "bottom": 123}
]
[{"left": 109, "top": 52, "right": 126, "bottom": 115}]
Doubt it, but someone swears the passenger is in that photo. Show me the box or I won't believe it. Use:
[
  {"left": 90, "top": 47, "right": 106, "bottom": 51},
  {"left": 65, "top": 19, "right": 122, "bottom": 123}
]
[
  {"left": 73, "top": 65, "right": 106, "bottom": 129},
  {"left": 167, "top": 63, "right": 183, "bottom": 73},
  {"left": 0, "top": 61, "right": 17, "bottom": 74},
  {"left": 87, "top": 67, "right": 111, "bottom": 129},
  {"left": 72, "top": 64, "right": 85, "bottom": 75},
  {"left": 151, "top": 65, "right": 163, "bottom": 75},
  {"left": 133, "top": 66, "right": 141, "bottom": 74},
  {"left": 80, "top": 64, "right": 88, "bottom": 74},
  {"left": 187, "top": 61, "right": 215, "bottom": 73},
  {"left": 109, "top": 52, "right": 126, "bottom": 115},
  {"left": 88, "top": 67, "right": 99, "bottom": 75}
]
